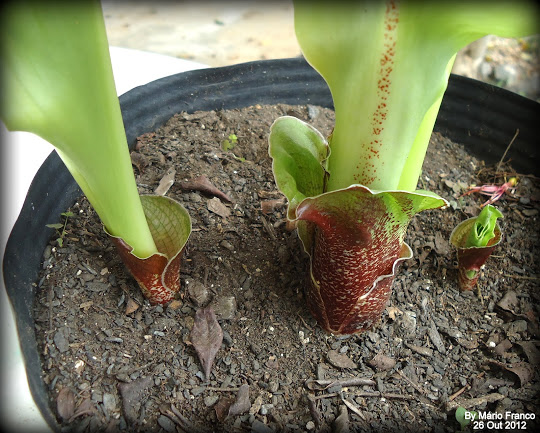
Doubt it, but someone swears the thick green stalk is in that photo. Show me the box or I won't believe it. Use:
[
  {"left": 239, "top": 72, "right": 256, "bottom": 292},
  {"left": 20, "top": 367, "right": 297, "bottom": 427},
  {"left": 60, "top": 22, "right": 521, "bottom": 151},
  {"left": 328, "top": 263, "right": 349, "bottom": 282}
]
[
  {"left": 294, "top": 0, "right": 538, "bottom": 192},
  {"left": 1, "top": 1, "right": 157, "bottom": 258}
]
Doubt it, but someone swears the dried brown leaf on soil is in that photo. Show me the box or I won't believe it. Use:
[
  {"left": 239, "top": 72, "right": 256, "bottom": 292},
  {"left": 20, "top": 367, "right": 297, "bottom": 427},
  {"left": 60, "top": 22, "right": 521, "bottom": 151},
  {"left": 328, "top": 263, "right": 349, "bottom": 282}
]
[
  {"left": 261, "top": 198, "right": 286, "bottom": 214},
  {"left": 187, "top": 279, "right": 210, "bottom": 307},
  {"left": 333, "top": 405, "right": 350, "bottom": 433},
  {"left": 179, "top": 175, "right": 232, "bottom": 202},
  {"left": 154, "top": 167, "right": 176, "bottom": 196},
  {"left": 386, "top": 306, "right": 402, "bottom": 321},
  {"left": 327, "top": 349, "right": 357, "bottom": 369},
  {"left": 494, "top": 338, "right": 513, "bottom": 356},
  {"left": 190, "top": 306, "right": 223, "bottom": 379},
  {"left": 368, "top": 353, "right": 396, "bottom": 371},
  {"left": 117, "top": 375, "right": 155, "bottom": 424},
  {"left": 207, "top": 197, "right": 231, "bottom": 218},
  {"left": 56, "top": 387, "right": 76, "bottom": 421},
  {"left": 487, "top": 360, "right": 535, "bottom": 387},
  {"left": 124, "top": 297, "right": 139, "bottom": 315},
  {"left": 228, "top": 384, "right": 251, "bottom": 417},
  {"left": 70, "top": 398, "right": 96, "bottom": 422},
  {"left": 214, "top": 397, "right": 234, "bottom": 423},
  {"left": 516, "top": 341, "right": 540, "bottom": 366},
  {"left": 496, "top": 290, "right": 519, "bottom": 314},
  {"left": 130, "top": 152, "right": 148, "bottom": 173},
  {"left": 214, "top": 384, "right": 250, "bottom": 422}
]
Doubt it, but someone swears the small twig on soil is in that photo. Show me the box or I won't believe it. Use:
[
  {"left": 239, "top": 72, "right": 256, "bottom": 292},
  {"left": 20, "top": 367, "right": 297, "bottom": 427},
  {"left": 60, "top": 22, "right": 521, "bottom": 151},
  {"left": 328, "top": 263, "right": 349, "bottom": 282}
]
[
  {"left": 396, "top": 370, "right": 427, "bottom": 395},
  {"left": 446, "top": 392, "right": 505, "bottom": 411},
  {"left": 448, "top": 384, "right": 471, "bottom": 402},
  {"left": 305, "top": 377, "right": 376, "bottom": 390},
  {"left": 204, "top": 386, "right": 240, "bottom": 392},
  {"left": 48, "top": 284, "right": 55, "bottom": 333},
  {"left": 496, "top": 129, "right": 519, "bottom": 175},
  {"left": 503, "top": 274, "right": 540, "bottom": 280},
  {"left": 260, "top": 214, "right": 277, "bottom": 240},
  {"left": 306, "top": 394, "right": 323, "bottom": 429},
  {"left": 162, "top": 404, "right": 210, "bottom": 433},
  {"left": 340, "top": 392, "right": 367, "bottom": 420},
  {"left": 297, "top": 313, "right": 313, "bottom": 331},
  {"left": 476, "top": 284, "right": 485, "bottom": 305},
  {"left": 312, "top": 391, "right": 414, "bottom": 400}
]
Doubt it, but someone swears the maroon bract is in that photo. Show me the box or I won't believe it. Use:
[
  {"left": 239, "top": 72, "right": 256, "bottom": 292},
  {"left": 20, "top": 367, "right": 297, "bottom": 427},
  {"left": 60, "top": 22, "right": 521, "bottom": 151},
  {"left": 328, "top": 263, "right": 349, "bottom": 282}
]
[
  {"left": 108, "top": 195, "right": 191, "bottom": 304},
  {"left": 294, "top": 185, "right": 445, "bottom": 334}
]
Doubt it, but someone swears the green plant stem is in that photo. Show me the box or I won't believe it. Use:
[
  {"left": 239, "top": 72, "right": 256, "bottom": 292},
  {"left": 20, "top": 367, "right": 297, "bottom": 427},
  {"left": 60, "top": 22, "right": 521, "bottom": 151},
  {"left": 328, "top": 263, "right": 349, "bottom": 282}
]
[
  {"left": 1, "top": 1, "right": 158, "bottom": 258},
  {"left": 294, "top": 0, "right": 538, "bottom": 193}
]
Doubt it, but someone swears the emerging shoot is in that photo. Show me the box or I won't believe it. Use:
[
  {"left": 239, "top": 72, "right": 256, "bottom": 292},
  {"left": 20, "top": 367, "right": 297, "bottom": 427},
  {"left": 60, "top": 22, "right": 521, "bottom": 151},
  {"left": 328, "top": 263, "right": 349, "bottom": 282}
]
[{"left": 450, "top": 205, "right": 503, "bottom": 292}]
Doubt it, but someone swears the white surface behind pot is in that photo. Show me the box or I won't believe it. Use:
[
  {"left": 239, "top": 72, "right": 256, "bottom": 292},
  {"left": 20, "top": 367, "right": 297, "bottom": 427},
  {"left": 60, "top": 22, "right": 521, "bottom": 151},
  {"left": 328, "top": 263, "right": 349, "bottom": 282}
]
[{"left": 0, "top": 47, "right": 206, "bottom": 433}]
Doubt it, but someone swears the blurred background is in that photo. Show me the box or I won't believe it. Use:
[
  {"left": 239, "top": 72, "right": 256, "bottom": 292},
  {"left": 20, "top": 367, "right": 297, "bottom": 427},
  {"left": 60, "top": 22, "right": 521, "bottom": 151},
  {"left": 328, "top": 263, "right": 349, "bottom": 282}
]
[{"left": 101, "top": 1, "right": 539, "bottom": 100}]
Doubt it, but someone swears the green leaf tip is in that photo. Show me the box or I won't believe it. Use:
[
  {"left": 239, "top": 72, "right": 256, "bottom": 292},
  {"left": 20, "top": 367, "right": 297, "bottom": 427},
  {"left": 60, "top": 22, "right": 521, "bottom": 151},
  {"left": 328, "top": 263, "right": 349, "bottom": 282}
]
[{"left": 465, "top": 204, "right": 503, "bottom": 248}]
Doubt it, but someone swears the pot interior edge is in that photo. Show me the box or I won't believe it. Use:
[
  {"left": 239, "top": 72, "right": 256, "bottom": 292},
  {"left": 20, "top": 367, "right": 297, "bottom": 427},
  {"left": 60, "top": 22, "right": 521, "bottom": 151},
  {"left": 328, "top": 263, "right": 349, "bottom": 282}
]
[
  {"left": 3, "top": 151, "right": 81, "bottom": 431},
  {"left": 3, "top": 57, "right": 538, "bottom": 430}
]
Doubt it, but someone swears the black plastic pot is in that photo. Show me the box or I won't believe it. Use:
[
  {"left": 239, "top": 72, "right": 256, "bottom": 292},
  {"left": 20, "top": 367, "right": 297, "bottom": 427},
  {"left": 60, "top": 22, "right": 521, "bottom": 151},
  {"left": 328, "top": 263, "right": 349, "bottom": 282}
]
[{"left": 3, "top": 57, "right": 539, "bottom": 431}]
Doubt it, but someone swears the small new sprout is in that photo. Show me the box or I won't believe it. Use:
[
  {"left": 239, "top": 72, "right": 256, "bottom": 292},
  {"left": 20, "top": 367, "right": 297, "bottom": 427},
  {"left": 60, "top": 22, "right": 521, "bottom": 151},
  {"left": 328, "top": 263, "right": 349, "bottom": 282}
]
[
  {"left": 46, "top": 211, "right": 75, "bottom": 247},
  {"left": 450, "top": 206, "right": 503, "bottom": 292},
  {"left": 222, "top": 133, "right": 238, "bottom": 151},
  {"left": 465, "top": 205, "right": 504, "bottom": 248}
]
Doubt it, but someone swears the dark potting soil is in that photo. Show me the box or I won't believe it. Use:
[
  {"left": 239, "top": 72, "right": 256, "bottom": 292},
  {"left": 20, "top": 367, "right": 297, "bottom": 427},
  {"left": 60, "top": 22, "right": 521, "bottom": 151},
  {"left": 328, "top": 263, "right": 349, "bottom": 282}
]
[{"left": 34, "top": 104, "right": 540, "bottom": 433}]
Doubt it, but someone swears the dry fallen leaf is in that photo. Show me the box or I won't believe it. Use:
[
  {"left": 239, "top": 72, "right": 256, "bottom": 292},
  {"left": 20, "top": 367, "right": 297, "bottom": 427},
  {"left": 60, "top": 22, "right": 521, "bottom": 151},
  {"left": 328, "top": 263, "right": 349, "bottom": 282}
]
[
  {"left": 125, "top": 297, "right": 139, "bottom": 315},
  {"left": 327, "top": 349, "right": 357, "bottom": 369},
  {"left": 130, "top": 152, "right": 148, "bottom": 173},
  {"left": 487, "top": 359, "right": 535, "bottom": 387},
  {"left": 207, "top": 198, "right": 231, "bottom": 218},
  {"left": 494, "top": 339, "right": 513, "bottom": 356},
  {"left": 228, "top": 384, "right": 250, "bottom": 417},
  {"left": 368, "top": 353, "right": 396, "bottom": 371},
  {"left": 187, "top": 280, "right": 209, "bottom": 307},
  {"left": 190, "top": 307, "right": 223, "bottom": 379},
  {"left": 333, "top": 405, "right": 350, "bottom": 433},
  {"left": 117, "top": 376, "right": 155, "bottom": 424},
  {"left": 179, "top": 175, "right": 232, "bottom": 202},
  {"left": 56, "top": 387, "right": 76, "bottom": 421},
  {"left": 168, "top": 299, "right": 183, "bottom": 310},
  {"left": 71, "top": 398, "right": 96, "bottom": 420},
  {"left": 516, "top": 341, "right": 540, "bottom": 366},
  {"left": 434, "top": 230, "right": 450, "bottom": 255},
  {"left": 387, "top": 306, "right": 402, "bottom": 321},
  {"left": 496, "top": 291, "right": 519, "bottom": 315},
  {"left": 214, "top": 384, "right": 250, "bottom": 422},
  {"left": 214, "top": 397, "right": 234, "bottom": 423},
  {"left": 154, "top": 167, "right": 176, "bottom": 196},
  {"left": 260, "top": 198, "right": 286, "bottom": 214}
]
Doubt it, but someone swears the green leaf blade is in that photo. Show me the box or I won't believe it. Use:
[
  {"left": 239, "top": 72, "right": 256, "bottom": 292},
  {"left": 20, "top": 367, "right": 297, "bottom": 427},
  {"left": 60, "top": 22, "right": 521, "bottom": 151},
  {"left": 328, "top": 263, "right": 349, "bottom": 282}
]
[{"left": 268, "top": 116, "right": 329, "bottom": 219}]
